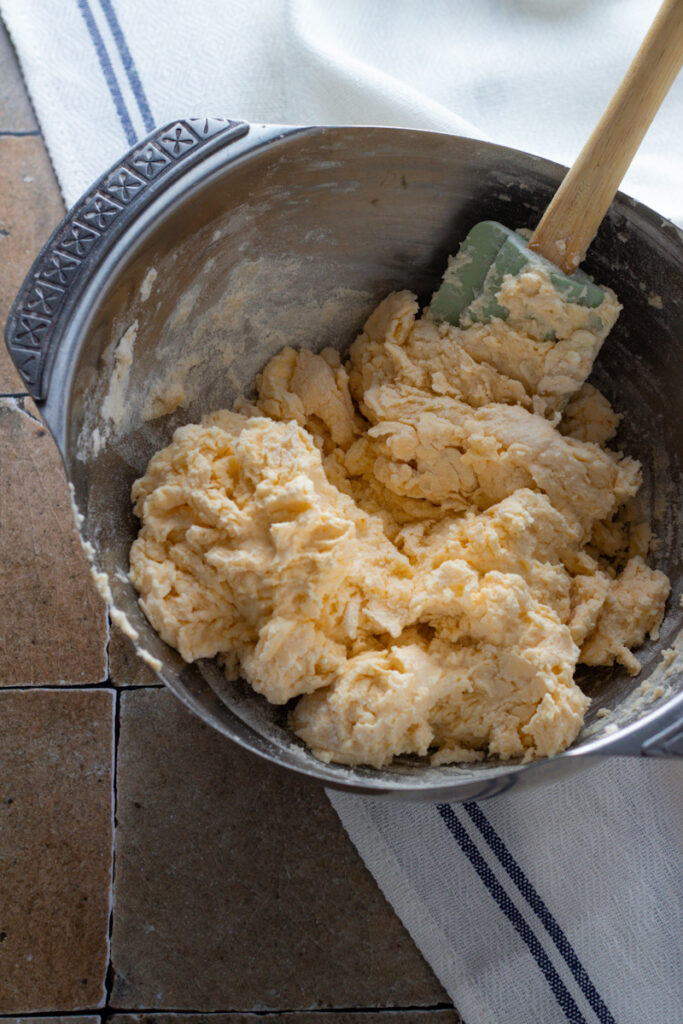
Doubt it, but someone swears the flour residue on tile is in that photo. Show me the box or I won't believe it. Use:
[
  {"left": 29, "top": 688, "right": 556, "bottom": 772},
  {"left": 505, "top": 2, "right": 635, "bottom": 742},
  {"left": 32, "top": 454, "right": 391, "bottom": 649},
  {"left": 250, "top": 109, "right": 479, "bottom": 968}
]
[{"left": 72, "top": 491, "right": 162, "bottom": 673}]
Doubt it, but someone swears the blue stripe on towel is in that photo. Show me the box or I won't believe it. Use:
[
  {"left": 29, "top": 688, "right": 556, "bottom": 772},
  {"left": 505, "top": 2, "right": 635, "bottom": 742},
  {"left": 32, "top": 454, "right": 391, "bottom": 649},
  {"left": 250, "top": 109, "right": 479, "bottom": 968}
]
[
  {"left": 76, "top": 0, "right": 137, "bottom": 146},
  {"left": 97, "top": 0, "right": 156, "bottom": 132},
  {"left": 463, "top": 801, "right": 616, "bottom": 1024},
  {"left": 436, "top": 803, "right": 590, "bottom": 1024}
]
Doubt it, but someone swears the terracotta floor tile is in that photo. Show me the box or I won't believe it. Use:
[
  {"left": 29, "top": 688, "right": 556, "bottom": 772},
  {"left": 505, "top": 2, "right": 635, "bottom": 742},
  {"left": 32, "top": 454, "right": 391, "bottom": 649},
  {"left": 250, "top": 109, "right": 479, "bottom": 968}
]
[
  {"left": 110, "top": 1013, "right": 460, "bottom": 1023},
  {"left": 111, "top": 689, "right": 447, "bottom": 1011},
  {"left": 109, "top": 624, "right": 161, "bottom": 687},
  {"left": 0, "top": 135, "right": 64, "bottom": 392},
  {"left": 0, "top": 399, "right": 108, "bottom": 684},
  {"left": 0, "top": 689, "right": 115, "bottom": 1012},
  {"left": 0, "top": 21, "right": 38, "bottom": 133},
  {"left": 2, "top": 1018, "right": 100, "bottom": 1024}
]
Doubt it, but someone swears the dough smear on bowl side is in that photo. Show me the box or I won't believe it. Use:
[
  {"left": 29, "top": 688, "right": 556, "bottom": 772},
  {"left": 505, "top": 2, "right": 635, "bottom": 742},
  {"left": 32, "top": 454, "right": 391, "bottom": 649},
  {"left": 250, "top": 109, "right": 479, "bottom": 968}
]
[{"left": 129, "top": 268, "right": 670, "bottom": 768}]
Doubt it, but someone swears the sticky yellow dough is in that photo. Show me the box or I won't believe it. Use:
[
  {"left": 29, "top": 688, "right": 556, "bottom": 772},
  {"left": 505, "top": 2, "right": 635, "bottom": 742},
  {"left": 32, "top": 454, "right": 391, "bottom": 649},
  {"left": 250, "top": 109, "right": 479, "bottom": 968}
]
[{"left": 129, "top": 270, "right": 670, "bottom": 768}]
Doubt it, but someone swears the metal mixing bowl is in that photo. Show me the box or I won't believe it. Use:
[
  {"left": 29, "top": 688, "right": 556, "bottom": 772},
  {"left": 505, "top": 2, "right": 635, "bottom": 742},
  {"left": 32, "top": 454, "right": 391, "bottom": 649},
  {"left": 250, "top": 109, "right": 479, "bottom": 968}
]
[{"left": 6, "top": 118, "right": 682, "bottom": 800}]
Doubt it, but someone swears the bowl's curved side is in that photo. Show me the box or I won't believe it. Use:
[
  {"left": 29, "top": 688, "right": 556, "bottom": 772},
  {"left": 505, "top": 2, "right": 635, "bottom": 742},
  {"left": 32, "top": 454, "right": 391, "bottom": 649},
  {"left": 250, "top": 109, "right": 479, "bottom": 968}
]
[{"left": 36, "top": 123, "right": 682, "bottom": 799}]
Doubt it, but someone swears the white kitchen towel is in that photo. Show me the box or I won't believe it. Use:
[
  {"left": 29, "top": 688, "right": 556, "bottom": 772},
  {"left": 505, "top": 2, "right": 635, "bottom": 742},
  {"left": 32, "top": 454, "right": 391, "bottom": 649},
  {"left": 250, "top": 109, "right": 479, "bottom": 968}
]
[
  {"left": 329, "top": 760, "right": 683, "bottom": 1024},
  {"left": 2, "top": 2, "right": 681, "bottom": 1023},
  {"left": 2, "top": 0, "right": 683, "bottom": 218}
]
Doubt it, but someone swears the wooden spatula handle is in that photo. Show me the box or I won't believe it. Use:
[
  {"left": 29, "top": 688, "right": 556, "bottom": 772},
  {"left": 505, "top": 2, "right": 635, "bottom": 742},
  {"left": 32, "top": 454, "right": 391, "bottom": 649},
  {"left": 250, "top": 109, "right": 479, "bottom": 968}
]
[{"left": 529, "top": 0, "right": 683, "bottom": 274}]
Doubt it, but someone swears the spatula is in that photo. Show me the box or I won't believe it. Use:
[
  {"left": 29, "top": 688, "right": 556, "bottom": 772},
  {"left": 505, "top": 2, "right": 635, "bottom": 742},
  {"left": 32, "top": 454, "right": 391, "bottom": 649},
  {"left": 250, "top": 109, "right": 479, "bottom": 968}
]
[{"left": 430, "top": 0, "right": 683, "bottom": 330}]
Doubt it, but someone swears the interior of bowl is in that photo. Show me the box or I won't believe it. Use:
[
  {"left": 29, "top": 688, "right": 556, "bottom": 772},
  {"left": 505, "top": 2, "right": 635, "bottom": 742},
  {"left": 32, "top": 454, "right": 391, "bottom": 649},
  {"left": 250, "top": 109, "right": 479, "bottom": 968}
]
[{"left": 59, "top": 126, "right": 683, "bottom": 795}]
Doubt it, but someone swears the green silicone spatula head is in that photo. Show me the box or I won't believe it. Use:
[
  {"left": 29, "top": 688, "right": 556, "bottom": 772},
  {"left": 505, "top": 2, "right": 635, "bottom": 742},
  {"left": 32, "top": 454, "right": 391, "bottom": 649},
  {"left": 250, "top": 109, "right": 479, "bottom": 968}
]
[
  {"left": 429, "top": 220, "right": 605, "bottom": 332},
  {"left": 429, "top": 0, "right": 683, "bottom": 334}
]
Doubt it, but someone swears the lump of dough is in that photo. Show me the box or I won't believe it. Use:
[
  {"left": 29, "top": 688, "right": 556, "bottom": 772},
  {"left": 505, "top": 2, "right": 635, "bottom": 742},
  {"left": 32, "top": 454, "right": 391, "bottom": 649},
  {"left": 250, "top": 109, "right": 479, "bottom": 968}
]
[
  {"left": 291, "top": 644, "right": 445, "bottom": 766},
  {"left": 257, "top": 346, "right": 357, "bottom": 450},
  {"left": 561, "top": 383, "right": 621, "bottom": 444},
  {"left": 581, "top": 556, "right": 670, "bottom": 674},
  {"left": 131, "top": 416, "right": 416, "bottom": 703},
  {"left": 130, "top": 277, "right": 669, "bottom": 770}
]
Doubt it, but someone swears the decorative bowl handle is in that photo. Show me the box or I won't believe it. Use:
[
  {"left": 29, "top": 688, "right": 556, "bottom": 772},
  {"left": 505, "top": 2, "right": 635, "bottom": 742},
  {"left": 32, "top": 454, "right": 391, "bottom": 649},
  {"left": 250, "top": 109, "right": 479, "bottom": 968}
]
[{"left": 4, "top": 117, "right": 249, "bottom": 401}]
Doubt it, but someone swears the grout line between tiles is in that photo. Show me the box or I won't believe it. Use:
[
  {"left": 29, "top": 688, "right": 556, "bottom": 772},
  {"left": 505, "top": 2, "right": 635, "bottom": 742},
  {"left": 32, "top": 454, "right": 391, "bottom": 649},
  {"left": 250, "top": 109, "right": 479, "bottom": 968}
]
[
  {"left": 104, "top": 687, "right": 121, "bottom": 1008},
  {"left": 103, "top": 610, "right": 112, "bottom": 683},
  {"left": 0, "top": 129, "right": 41, "bottom": 137},
  {"left": 0, "top": 683, "right": 163, "bottom": 692},
  {"left": 0, "top": 1013, "right": 105, "bottom": 1019},
  {"left": 100, "top": 1005, "right": 457, "bottom": 1017},
  {"left": 0, "top": 1007, "right": 457, "bottom": 1020},
  {"left": 15, "top": 399, "right": 42, "bottom": 425},
  {"left": 0, "top": 394, "right": 43, "bottom": 426}
]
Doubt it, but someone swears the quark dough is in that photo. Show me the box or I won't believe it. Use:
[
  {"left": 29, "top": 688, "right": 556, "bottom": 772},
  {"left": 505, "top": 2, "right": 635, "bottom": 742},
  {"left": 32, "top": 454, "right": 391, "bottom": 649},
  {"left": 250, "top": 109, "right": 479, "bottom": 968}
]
[{"left": 129, "top": 268, "right": 670, "bottom": 767}]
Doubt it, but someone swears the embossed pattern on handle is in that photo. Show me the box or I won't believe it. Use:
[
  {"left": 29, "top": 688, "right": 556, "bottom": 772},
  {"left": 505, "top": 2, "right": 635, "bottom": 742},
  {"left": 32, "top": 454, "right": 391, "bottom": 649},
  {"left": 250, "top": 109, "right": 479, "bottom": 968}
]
[{"left": 5, "top": 117, "right": 249, "bottom": 400}]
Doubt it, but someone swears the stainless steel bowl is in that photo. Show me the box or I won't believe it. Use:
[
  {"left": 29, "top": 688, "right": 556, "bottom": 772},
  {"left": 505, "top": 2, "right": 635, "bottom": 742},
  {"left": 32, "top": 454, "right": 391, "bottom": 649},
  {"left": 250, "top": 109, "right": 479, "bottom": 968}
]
[{"left": 6, "top": 118, "right": 682, "bottom": 800}]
